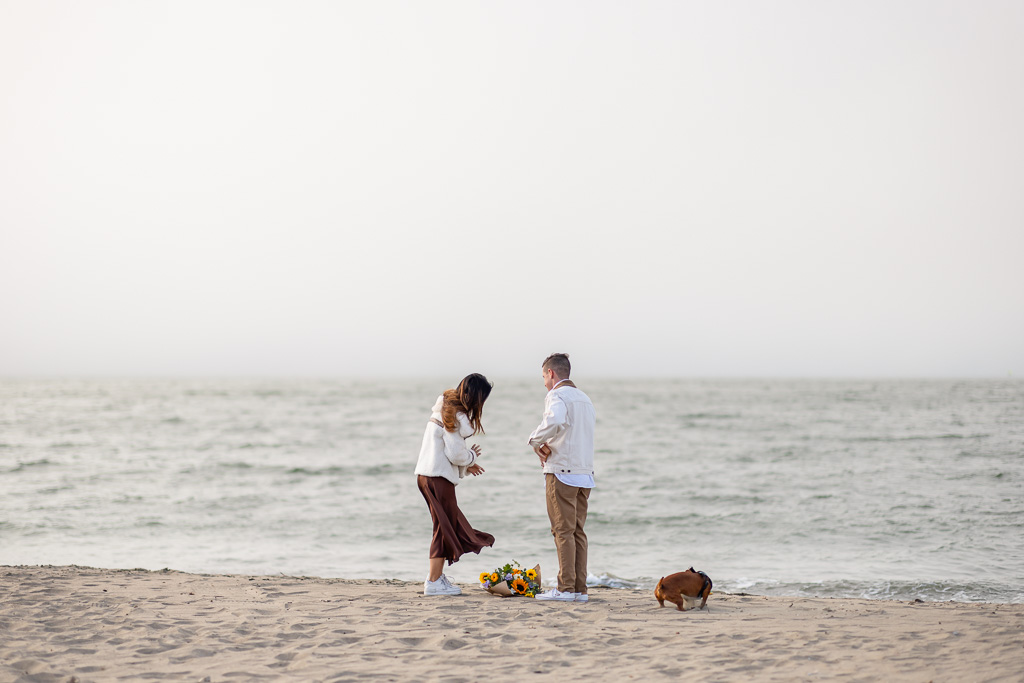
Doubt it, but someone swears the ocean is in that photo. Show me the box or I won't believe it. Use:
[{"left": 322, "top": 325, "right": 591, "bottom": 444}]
[{"left": 2, "top": 378, "right": 1021, "bottom": 603}]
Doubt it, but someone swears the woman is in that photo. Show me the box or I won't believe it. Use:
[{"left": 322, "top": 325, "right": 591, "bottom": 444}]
[{"left": 414, "top": 373, "right": 495, "bottom": 595}]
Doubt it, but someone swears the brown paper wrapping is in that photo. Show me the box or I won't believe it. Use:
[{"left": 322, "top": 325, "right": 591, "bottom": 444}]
[{"left": 483, "top": 565, "right": 541, "bottom": 597}]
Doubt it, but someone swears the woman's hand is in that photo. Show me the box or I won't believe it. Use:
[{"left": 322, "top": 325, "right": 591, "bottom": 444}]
[{"left": 467, "top": 444, "right": 483, "bottom": 474}]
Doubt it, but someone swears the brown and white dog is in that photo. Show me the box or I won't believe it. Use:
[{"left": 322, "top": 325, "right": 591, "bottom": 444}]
[{"left": 655, "top": 568, "right": 712, "bottom": 611}]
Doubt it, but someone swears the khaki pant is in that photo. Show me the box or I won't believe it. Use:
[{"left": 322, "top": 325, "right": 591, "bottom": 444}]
[{"left": 545, "top": 473, "right": 591, "bottom": 594}]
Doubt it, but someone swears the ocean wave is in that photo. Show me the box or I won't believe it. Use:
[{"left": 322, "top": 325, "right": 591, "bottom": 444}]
[
  {"left": 586, "top": 573, "right": 642, "bottom": 589},
  {"left": 185, "top": 462, "right": 397, "bottom": 478},
  {"left": 677, "top": 413, "right": 741, "bottom": 420},
  {"left": 845, "top": 434, "right": 990, "bottom": 443},
  {"left": 286, "top": 466, "right": 348, "bottom": 476},
  {"left": 577, "top": 574, "right": 1023, "bottom": 604},
  {"left": 6, "top": 459, "right": 56, "bottom": 473}
]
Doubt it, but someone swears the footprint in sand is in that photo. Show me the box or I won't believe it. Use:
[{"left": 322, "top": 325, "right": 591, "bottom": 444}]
[
  {"left": 323, "top": 637, "right": 363, "bottom": 646},
  {"left": 394, "top": 637, "right": 426, "bottom": 646}
]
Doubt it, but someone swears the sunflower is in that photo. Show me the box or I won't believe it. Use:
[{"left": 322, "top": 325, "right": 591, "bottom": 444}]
[
  {"left": 479, "top": 572, "right": 491, "bottom": 584},
  {"left": 525, "top": 568, "right": 537, "bottom": 580},
  {"left": 511, "top": 578, "right": 529, "bottom": 595},
  {"left": 489, "top": 572, "right": 500, "bottom": 583}
]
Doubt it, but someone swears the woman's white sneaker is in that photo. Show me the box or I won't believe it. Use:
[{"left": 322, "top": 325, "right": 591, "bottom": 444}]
[
  {"left": 424, "top": 575, "right": 462, "bottom": 595},
  {"left": 535, "top": 589, "right": 576, "bottom": 601}
]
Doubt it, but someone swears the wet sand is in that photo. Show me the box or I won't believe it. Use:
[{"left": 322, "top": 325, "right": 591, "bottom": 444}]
[{"left": 2, "top": 565, "right": 1022, "bottom": 682}]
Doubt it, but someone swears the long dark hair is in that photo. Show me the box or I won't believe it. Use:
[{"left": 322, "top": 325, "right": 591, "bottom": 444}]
[{"left": 441, "top": 373, "right": 492, "bottom": 435}]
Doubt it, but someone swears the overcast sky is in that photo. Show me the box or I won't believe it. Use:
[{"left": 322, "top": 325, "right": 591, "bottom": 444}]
[{"left": 1, "top": 1, "right": 1021, "bottom": 378}]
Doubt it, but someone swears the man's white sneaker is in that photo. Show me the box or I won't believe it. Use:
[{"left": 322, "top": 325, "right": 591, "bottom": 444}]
[
  {"left": 424, "top": 575, "right": 462, "bottom": 596},
  {"left": 574, "top": 593, "right": 589, "bottom": 602},
  {"left": 535, "top": 589, "right": 576, "bottom": 601}
]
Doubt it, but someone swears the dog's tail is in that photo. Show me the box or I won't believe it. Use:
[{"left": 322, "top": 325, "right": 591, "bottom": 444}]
[{"left": 696, "top": 570, "right": 713, "bottom": 610}]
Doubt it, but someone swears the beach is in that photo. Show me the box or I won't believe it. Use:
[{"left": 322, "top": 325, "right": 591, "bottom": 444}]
[{"left": 2, "top": 566, "right": 1021, "bottom": 682}]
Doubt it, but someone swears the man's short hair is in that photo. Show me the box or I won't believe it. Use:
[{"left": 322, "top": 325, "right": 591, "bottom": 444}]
[{"left": 542, "top": 353, "right": 571, "bottom": 378}]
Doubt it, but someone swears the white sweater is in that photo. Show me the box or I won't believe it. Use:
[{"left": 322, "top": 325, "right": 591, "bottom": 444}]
[{"left": 413, "top": 395, "right": 478, "bottom": 485}]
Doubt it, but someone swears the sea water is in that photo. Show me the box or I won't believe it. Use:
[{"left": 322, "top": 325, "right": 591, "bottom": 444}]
[{"left": 2, "top": 378, "right": 1021, "bottom": 603}]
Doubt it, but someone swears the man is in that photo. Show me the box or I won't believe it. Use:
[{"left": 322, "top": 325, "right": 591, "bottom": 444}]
[{"left": 528, "top": 353, "right": 596, "bottom": 603}]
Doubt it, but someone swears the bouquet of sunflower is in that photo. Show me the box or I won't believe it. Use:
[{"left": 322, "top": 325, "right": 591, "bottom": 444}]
[{"left": 479, "top": 561, "right": 542, "bottom": 597}]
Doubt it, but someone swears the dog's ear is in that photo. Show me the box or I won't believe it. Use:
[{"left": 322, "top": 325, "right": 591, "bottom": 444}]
[{"left": 687, "top": 567, "right": 695, "bottom": 573}]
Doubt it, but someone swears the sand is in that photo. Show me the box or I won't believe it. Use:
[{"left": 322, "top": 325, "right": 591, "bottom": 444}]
[{"left": 1, "top": 566, "right": 1021, "bottom": 682}]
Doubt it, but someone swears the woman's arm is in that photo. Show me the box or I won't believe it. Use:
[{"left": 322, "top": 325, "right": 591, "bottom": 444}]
[{"left": 442, "top": 416, "right": 479, "bottom": 467}]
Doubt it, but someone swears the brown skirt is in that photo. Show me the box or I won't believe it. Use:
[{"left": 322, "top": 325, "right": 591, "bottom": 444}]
[{"left": 417, "top": 475, "right": 494, "bottom": 565}]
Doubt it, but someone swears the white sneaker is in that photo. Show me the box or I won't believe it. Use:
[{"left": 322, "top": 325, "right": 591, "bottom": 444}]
[
  {"left": 424, "top": 574, "right": 462, "bottom": 596},
  {"left": 535, "top": 589, "right": 576, "bottom": 601},
  {"left": 575, "top": 593, "right": 589, "bottom": 602}
]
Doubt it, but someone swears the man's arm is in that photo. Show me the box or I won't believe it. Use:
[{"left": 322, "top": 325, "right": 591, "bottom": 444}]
[{"left": 528, "top": 395, "right": 567, "bottom": 462}]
